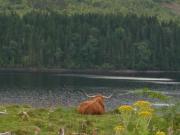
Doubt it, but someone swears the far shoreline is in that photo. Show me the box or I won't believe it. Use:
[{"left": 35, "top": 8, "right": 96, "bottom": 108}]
[{"left": 0, "top": 68, "right": 179, "bottom": 77}]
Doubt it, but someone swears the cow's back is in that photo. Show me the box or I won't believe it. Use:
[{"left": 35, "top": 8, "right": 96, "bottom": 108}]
[{"left": 77, "top": 99, "right": 105, "bottom": 115}]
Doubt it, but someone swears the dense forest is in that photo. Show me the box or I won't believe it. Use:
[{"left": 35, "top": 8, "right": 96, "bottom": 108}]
[{"left": 0, "top": 0, "right": 180, "bottom": 70}]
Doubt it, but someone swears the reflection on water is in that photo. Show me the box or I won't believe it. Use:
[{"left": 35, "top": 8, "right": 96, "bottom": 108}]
[
  {"left": 58, "top": 74, "right": 173, "bottom": 81},
  {"left": 0, "top": 72, "right": 179, "bottom": 109}
]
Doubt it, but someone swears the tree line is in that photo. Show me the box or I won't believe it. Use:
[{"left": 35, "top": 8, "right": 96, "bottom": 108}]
[{"left": 0, "top": 11, "right": 180, "bottom": 70}]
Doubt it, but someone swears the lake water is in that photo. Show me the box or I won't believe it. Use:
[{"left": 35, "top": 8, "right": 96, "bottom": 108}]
[{"left": 0, "top": 72, "right": 179, "bottom": 110}]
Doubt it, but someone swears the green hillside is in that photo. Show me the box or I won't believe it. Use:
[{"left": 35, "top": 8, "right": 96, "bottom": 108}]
[
  {"left": 0, "top": 0, "right": 180, "bottom": 21},
  {"left": 0, "top": 0, "right": 180, "bottom": 70}
]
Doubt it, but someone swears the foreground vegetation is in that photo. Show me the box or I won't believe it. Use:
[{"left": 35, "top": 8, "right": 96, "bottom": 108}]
[{"left": 0, "top": 100, "right": 179, "bottom": 135}]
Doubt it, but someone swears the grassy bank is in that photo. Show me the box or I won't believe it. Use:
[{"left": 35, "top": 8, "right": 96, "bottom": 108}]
[
  {"left": 0, "top": 105, "right": 119, "bottom": 135},
  {"left": 0, "top": 101, "right": 179, "bottom": 135}
]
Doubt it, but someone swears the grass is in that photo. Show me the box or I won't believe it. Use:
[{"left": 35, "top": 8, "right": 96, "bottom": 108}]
[
  {"left": 0, "top": 105, "right": 119, "bottom": 135},
  {"left": 0, "top": 88, "right": 179, "bottom": 135},
  {"left": 0, "top": 101, "right": 179, "bottom": 135}
]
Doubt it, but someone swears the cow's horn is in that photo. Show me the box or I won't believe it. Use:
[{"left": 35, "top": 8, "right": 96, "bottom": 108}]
[
  {"left": 85, "top": 93, "right": 96, "bottom": 98},
  {"left": 103, "top": 94, "right": 113, "bottom": 99}
]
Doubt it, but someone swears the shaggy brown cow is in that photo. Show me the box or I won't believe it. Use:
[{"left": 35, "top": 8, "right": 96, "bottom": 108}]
[{"left": 77, "top": 93, "right": 112, "bottom": 115}]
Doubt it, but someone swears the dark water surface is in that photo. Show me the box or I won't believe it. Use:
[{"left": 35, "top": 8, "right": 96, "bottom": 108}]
[{"left": 0, "top": 72, "right": 180, "bottom": 110}]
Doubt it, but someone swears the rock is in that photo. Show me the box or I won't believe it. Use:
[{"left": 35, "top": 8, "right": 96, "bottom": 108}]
[
  {"left": 0, "top": 132, "right": 11, "bottom": 135},
  {"left": 0, "top": 111, "right": 7, "bottom": 115},
  {"left": 18, "top": 111, "right": 29, "bottom": 120},
  {"left": 34, "top": 127, "right": 41, "bottom": 135},
  {"left": 58, "top": 128, "right": 64, "bottom": 135}
]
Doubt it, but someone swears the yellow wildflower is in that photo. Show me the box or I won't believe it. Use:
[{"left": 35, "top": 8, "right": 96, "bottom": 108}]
[
  {"left": 114, "top": 125, "right": 125, "bottom": 133},
  {"left": 156, "top": 131, "right": 166, "bottom": 135},
  {"left": 134, "top": 100, "right": 151, "bottom": 108},
  {"left": 138, "top": 111, "right": 152, "bottom": 118},
  {"left": 118, "top": 105, "right": 133, "bottom": 112}
]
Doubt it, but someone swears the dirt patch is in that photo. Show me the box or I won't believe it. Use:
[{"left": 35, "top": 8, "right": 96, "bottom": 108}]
[{"left": 161, "top": 2, "right": 180, "bottom": 14}]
